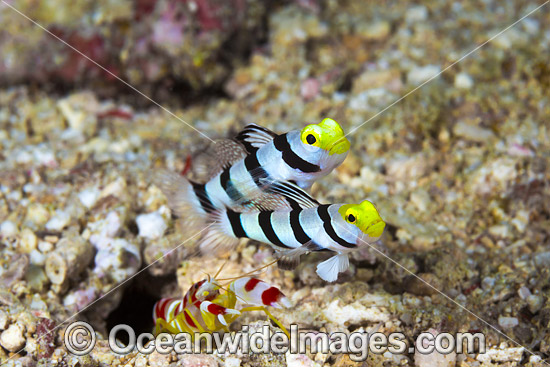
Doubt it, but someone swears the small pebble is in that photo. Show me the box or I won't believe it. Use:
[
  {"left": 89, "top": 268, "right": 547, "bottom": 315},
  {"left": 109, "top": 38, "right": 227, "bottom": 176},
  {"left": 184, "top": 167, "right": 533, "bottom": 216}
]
[
  {"left": 38, "top": 241, "right": 54, "bottom": 253},
  {"left": 454, "top": 72, "right": 473, "bottom": 89},
  {"left": 522, "top": 18, "right": 539, "bottom": 34},
  {"left": 453, "top": 121, "right": 495, "bottom": 142},
  {"left": 511, "top": 210, "right": 529, "bottom": 233},
  {"left": 58, "top": 98, "right": 83, "bottom": 130},
  {"left": 481, "top": 277, "right": 495, "bottom": 290},
  {"left": 24, "top": 203, "right": 50, "bottom": 228},
  {"left": 414, "top": 329, "right": 457, "bottom": 367},
  {"left": 322, "top": 299, "right": 390, "bottom": 325},
  {"left": 0, "top": 310, "right": 8, "bottom": 330},
  {"left": 224, "top": 357, "right": 242, "bottom": 367},
  {"left": 25, "top": 265, "right": 49, "bottom": 291},
  {"left": 0, "top": 221, "right": 18, "bottom": 238},
  {"left": 0, "top": 254, "right": 29, "bottom": 288},
  {"left": 526, "top": 295, "right": 543, "bottom": 314},
  {"left": 44, "top": 235, "right": 59, "bottom": 244},
  {"left": 78, "top": 187, "right": 101, "bottom": 209},
  {"left": 406, "top": 5, "right": 428, "bottom": 22},
  {"left": 0, "top": 323, "right": 26, "bottom": 352},
  {"left": 498, "top": 316, "right": 519, "bottom": 329},
  {"left": 529, "top": 355, "right": 543, "bottom": 363},
  {"left": 19, "top": 228, "right": 38, "bottom": 253},
  {"left": 534, "top": 252, "right": 550, "bottom": 268},
  {"left": 45, "top": 210, "right": 71, "bottom": 231},
  {"left": 517, "top": 286, "right": 531, "bottom": 300},
  {"left": 489, "top": 224, "right": 510, "bottom": 239},
  {"left": 410, "top": 189, "right": 430, "bottom": 212},
  {"left": 94, "top": 238, "right": 141, "bottom": 283},
  {"left": 358, "top": 20, "right": 391, "bottom": 40},
  {"left": 136, "top": 211, "right": 167, "bottom": 240},
  {"left": 100, "top": 177, "right": 127, "bottom": 199},
  {"left": 476, "top": 345, "right": 524, "bottom": 363},
  {"left": 493, "top": 29, "right": 524, "bottom": 50},
  {"left": 33, "top": 146, "right": 57, "bottom": 168},
  {"left": 407, "top": 65, "right": 440, "bottom": 86}
]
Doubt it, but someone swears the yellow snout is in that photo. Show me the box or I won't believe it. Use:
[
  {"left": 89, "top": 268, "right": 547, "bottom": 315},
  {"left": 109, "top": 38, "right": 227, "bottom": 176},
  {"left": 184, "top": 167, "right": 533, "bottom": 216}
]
[{"left": 300, "top": 118, "right": 350, "bottom": 155}]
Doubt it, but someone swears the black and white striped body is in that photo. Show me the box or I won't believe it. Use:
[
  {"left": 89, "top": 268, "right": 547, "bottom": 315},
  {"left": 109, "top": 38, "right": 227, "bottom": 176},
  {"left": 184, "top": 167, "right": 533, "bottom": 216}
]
[
  {"left": 209, "top": 203, "right": 369, "bottom": 281},
  {"left": 219, "top": 204, "right": 362, "bottom": 254},
  {"left": 194, "top": 130, "right": 344, "bottom": 214}
]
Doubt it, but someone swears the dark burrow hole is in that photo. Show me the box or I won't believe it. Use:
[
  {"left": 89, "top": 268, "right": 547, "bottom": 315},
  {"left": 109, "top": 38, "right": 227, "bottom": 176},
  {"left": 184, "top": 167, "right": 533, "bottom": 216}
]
[{"left": 106, "top": 272, "right": 177, "bottom": 345}]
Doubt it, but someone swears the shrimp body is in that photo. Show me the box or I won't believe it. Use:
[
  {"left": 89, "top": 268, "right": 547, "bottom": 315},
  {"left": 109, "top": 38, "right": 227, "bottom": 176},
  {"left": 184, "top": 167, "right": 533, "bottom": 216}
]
[{"left": 153, "top": 276, "right": 291, "bottom": 336}]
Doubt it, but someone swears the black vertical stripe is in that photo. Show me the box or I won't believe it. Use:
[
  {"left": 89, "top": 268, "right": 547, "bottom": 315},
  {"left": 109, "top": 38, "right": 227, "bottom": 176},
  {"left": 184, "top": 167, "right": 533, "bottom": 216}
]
[
  {"left": 244, "top": 153, "right": 269, "bottom": 188},
  {"left": 239, "top": 139, "right": 257, "bottom": 154},
  {"left": 273, "top": 134, "right": 321, "bottom": 173},
  {"left": 220, "top": 168, "right": 242, "bottom": 202},
  {"left": 286, "top": 198, "right": 302, "bottom": 210},
  {"left": 258, "top": 212, "right": 291, "bottom": 249},
  {"left": 317, "top": 205, "right": 356, "bottom": 248},
  {"left": 191, "top": 182, "right": 215, "bottom": 213},
  {"left": 227, "top": 209, "right": 247, "bottom": 238},
  {"left": 289, "top": 209, "right": 311, "bottom": 245},
  {"left": 235, "top": 131, "right": 257, "bottom": 154},
  {"left": 235, "top": 125, "right": 276, "bottom": 153}
]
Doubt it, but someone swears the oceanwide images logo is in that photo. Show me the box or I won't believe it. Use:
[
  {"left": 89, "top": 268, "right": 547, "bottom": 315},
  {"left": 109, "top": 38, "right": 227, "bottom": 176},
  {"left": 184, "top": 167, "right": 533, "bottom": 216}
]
[{"left": 65, "top": 321, "right": 486, "bottom": 361}]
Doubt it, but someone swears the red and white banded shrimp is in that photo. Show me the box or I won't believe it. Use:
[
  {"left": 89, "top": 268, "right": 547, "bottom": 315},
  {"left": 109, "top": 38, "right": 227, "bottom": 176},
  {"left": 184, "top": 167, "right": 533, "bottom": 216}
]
[{"left": 152, "top": 263, "right": 291, "bottom": 337}]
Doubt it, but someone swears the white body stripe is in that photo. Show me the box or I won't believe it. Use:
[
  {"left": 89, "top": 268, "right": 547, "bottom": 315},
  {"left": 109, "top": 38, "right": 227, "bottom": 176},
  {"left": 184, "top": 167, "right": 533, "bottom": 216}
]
[
  {"left": 231, "top": 161, "right": 256, "bottom": 195},
  {"left": 205, "top": 177, "right": 233, "bottom": 208},
  {"left": 270, "top": 212, "right": 303, "bottom": 249},
  {"left": 256, "top": 139, "right": 287, "bottom": 181},
  {"left": 240, "top": 214, "right": 271, "bottom": 245},
  {"left": 300, "top": 207, "right": 325, "bottom": 242}
]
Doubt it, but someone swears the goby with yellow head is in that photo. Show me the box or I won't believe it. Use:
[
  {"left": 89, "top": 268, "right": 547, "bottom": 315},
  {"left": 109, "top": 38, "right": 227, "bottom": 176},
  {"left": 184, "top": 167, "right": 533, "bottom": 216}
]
[
  {"left": 155, "top": 119, "right": 351, "bottom": 231},
  {"left": 204, "top": 199, "right": 386, "bottom": 282},
  {"left": 254, "top": 117, "right": 350, "bottom": 190}
]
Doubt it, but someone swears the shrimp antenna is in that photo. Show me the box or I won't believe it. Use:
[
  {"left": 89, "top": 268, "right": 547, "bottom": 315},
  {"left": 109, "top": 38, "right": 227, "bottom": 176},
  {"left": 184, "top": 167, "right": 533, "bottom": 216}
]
[
  {"left": 214, "top": 259, "right": 229, "bottom": 279},
  {"left": 217, "top": 258, "right": 278, "bottom": 283},
  {"left": 195, "top": 259, "right": 229, "bottom": 286},
  {"left": 199, "top": 269, "right": 211, "bottom": 283}
]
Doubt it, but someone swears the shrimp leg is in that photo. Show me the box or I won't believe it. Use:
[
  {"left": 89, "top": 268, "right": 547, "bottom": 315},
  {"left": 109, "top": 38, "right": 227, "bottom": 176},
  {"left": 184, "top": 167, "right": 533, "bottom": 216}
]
[
  {"left": 200, "top": 301, "right": 241, "bottom": 331},
  {"left": 239, "top": 306, "right": 290, "bottom": 337}
]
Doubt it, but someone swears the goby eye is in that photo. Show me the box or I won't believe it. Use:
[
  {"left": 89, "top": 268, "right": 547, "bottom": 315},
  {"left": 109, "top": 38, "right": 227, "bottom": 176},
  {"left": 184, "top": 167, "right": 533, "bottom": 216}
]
[
  {"left": 306, "top": 134, "right": 316, "bottom": 145},
  {"left": 347, "top": 214, "right": 356, "bottom": 223}
]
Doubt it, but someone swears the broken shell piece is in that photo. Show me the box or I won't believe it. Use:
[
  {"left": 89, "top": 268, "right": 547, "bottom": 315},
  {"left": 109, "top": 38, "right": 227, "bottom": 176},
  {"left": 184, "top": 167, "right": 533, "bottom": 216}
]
[
  {"left": 0, "top": 254, "right": 29, "bottom": 289},
  {"left": 45, "top": 235, "right": 93, "bottom": 285}
]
